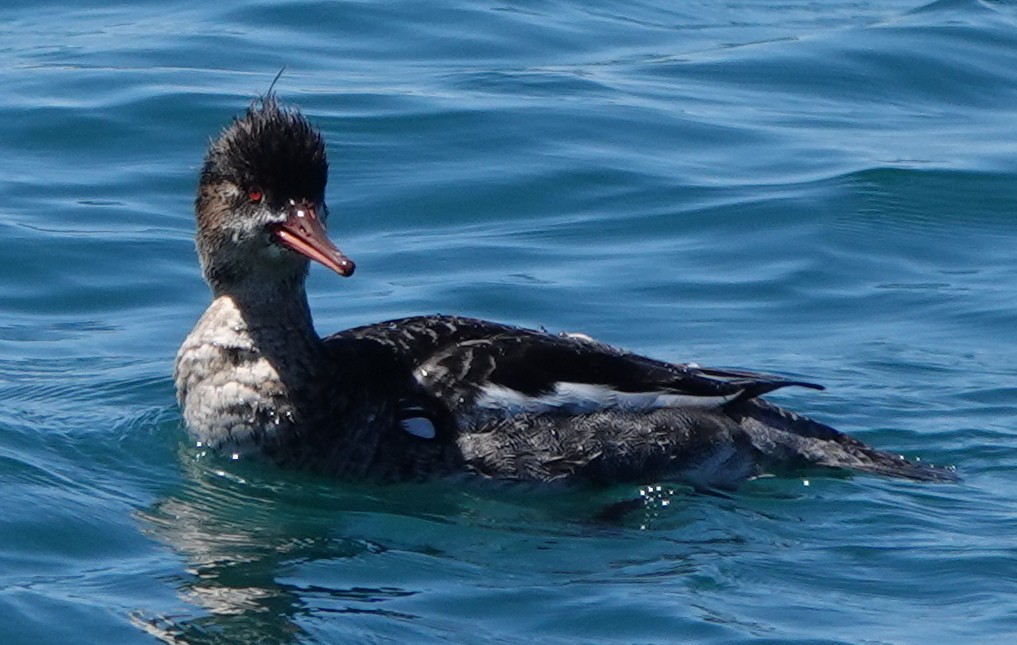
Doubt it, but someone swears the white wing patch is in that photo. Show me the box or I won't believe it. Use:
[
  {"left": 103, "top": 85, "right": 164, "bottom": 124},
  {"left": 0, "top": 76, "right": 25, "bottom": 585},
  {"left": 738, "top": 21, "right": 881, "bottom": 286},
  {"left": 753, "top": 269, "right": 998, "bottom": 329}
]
[
  {"left": 475, "top": 382, "right": 741, "bottom": 416},
  {"left": 400, "top": 417, "right": 436, "bottom": 439},
  {"left": 560, "top": 331, "right": 596, "bottom": 342}
]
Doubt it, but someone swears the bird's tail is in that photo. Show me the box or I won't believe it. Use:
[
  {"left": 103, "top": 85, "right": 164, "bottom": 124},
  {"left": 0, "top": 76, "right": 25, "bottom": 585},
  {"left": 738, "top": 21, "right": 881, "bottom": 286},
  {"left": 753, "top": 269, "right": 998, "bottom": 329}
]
[{"left": 729, "top": 399, "right": 957, "bottom": 483}]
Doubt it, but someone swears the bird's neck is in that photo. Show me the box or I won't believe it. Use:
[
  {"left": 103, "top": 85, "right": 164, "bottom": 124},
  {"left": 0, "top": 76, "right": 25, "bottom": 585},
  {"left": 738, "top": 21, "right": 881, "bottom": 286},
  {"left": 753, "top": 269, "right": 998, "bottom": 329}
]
[
  {"left": 175, "top": 279, "right": 325, "bottom": 455},
  {"left": 211, "top": 280, "right": 320, "bottom": 346}
]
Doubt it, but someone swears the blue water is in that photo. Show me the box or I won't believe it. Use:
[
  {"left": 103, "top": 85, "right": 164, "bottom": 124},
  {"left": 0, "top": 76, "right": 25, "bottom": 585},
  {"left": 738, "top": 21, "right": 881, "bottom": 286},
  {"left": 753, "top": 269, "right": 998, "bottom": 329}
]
[{"left": 2, "top": 0, "right": 1016, "bottom": 642}]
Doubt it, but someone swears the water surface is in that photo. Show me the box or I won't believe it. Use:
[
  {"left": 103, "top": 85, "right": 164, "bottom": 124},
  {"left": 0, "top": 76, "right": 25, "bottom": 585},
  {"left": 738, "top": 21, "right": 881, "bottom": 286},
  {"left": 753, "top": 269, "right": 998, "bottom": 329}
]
[{"left": 2, "top": 1, "right": 1016, "bottom": 643}]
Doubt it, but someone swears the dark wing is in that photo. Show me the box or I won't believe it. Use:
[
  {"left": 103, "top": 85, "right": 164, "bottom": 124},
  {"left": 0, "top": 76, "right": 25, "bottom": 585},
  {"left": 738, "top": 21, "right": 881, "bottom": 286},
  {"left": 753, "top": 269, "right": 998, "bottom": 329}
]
[
  {"left": 392, "top": 319, "right": 823, "bottom": 416},
  {"left": 324, "top": 315, "right": 542, "bottom": 439},
  {"left": 327, "top": 314, "right": 526, "bottom": 356},
  {"left": 327, "top": 315, "right": 823, "bottom": 435}
]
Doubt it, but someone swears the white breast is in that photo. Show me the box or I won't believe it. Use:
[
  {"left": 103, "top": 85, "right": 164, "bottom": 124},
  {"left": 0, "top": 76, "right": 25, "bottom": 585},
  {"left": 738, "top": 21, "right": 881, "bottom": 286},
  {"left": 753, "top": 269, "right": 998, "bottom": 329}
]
[{"left": 174, "top": 297, "right": 298, "bottom": 454}]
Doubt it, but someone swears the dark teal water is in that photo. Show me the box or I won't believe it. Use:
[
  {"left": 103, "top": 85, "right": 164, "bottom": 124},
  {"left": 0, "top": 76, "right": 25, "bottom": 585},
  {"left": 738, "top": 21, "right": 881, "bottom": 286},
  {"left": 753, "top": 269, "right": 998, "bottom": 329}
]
[{"left": 2, "top": 1, "right": 1016, "bottom": 642}]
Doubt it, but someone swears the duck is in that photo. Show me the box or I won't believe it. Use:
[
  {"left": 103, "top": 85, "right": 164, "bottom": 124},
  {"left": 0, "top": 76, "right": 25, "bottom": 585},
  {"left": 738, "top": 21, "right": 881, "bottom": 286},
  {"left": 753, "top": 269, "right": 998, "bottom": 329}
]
[{"left": 174, "top": 96, "right": 955, "bottom": 488}]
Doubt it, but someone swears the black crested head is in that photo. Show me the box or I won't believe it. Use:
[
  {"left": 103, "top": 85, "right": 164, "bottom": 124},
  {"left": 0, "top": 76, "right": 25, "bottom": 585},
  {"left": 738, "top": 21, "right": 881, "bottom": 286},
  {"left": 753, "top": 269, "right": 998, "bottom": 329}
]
[
  {"left": 194, "top": 96, "right": 353, "bottom": 293},
  {"left": 201, "top": 95, "right": 328, "bottom": 204}
]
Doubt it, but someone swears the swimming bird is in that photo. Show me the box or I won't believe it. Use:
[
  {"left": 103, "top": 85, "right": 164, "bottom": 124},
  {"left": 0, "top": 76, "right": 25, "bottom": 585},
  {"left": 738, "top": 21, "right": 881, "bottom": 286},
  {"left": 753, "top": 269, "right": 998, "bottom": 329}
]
[{"left": 174, "top": 96, "right": 955, "bottom": 488}]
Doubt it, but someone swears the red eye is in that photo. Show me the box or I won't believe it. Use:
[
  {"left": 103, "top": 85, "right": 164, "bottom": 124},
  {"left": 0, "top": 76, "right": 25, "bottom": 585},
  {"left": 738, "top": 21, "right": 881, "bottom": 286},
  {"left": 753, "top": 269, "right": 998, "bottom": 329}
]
[{"left": 248, "top": 188, "right": 264, "bottom": 203}]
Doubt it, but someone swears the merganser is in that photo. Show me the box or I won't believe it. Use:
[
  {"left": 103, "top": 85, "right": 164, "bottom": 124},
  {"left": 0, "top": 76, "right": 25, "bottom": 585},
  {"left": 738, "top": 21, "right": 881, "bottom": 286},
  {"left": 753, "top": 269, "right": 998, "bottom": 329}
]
[{"left": 174, "top": 96, "right": 955, "bottom": 488}]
